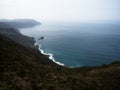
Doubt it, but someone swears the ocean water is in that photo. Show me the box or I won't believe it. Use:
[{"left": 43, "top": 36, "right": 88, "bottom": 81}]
[{"left": 20, "top": 22, "right": 120, "bottom": 67}]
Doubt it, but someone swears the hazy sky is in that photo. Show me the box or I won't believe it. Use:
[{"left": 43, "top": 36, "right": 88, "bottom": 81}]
[{"left": 0, "top": 0, "right": 120, "bottom": 22}]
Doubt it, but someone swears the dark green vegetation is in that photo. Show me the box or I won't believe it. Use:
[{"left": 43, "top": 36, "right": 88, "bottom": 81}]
[
  {"left": 0, "top": 22, "right": 35, "bottom": 48},
  {"left": 0, "top": 20, "right": 120, "bottom": 90}
]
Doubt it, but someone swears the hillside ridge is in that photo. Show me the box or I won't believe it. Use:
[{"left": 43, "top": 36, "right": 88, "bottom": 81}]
[{"left": 0, "top": 19, "right": 120, "bottom": 90}]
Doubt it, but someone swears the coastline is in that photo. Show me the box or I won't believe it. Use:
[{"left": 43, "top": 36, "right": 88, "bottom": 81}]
[
  {"left": 34, "top": 40, "right": 65, "bottom": 66},
  {"left": 19, "top": 22, "right": 120, "bottom": 68},
  {"left": 18, "top": 23, "right": 65, "bottom": 67},
  {"left": 1, "top": 19, "right": 120, "bottom": 89}
]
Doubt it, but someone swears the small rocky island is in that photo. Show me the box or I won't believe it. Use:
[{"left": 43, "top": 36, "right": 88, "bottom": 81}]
[
  {"left": 39, "top": 36, "right": 44, "bottom": 40},
  {"left": 0, "top": 19, "right": 120, "bottom": 90}
]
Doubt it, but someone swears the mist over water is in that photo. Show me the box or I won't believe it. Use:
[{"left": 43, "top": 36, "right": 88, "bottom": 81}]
[{"left": 21, "top": 22, "right": 120, "bottom": 67}]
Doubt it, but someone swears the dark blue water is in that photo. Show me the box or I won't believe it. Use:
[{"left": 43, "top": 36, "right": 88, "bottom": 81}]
[{"left": 21, "top": 22, "right": 120, "bottom": 67}]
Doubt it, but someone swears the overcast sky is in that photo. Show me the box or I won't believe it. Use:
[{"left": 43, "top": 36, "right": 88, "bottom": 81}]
[{"left": 0, "top": 0, "right": 120, "bottom": 22}]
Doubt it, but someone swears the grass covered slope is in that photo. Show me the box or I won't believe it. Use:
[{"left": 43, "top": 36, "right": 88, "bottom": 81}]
[
  {"left": 0, "top": 20, "right": 120, "bottom": 90},
  {"left": 0, "top": 34, "right": 120, "bottom": 90},
  {"left": 0, "top": 22, "right": 35, "bottom": 48},
  {"left": 0, "top": 19, "right": 41, "bottom": 48},
  {"left": 0, "top": 34, "right": 62, "bottom": 90}
]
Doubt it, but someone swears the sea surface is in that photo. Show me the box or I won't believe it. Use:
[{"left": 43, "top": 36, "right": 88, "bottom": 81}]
[{"left": 20, "top": 22, "right": 120, "bottom": 67}]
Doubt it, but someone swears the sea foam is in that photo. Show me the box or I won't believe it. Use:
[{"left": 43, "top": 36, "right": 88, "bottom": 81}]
[{"left": 35, "top": 41, "right": 64, "bottom": 66}]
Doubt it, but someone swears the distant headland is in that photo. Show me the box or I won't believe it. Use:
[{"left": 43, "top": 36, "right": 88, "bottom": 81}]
[{"left": 0, "top": 19, "right": 41, "bottom": 29}]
